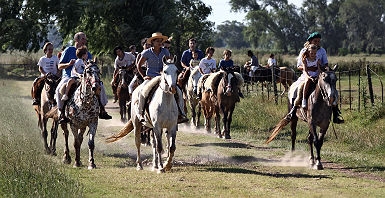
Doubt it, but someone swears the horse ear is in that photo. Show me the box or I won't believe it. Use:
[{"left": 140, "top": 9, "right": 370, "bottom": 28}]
[
  {"left": 162, "top": 55, "right": 167, "bottom": 66},
  {"left": 332, "top": 64, "right": 338, "bottom": 71},
  {"left": 173, "top": 55, "right": 177, "bottom": 64}
]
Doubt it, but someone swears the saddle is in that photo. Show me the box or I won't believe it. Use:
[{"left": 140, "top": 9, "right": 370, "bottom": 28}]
[{"left": 289, "top": 80, "right": 316, "bottom": 107}]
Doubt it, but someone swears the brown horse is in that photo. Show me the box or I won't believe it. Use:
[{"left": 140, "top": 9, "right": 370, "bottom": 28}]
[
  {"left": 33, "top": 73, "right": 60, "bottom": 155},
  {"left": 177, "top": 68, "right": 190, "bottom": 113},
  {"left": 117, "top": 68, "right": 134, "bottom": 123},
  {"left": 266, "top": 65, "right": 338, "bottom": 170}
]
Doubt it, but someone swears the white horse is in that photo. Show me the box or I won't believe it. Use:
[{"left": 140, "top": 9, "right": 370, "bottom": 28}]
[
  {"left": 132, "top": 56, "right": 180, "bottom": 173},
  {"left": 186, "top": 67, "right": 202, "bottom": 127}
]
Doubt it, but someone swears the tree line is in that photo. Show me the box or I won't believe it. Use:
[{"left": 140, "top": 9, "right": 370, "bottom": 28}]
[
  {"left": 216, "top": 0, "right": 385, "bottom": 55},
  {"left": 1, "top": 0, "right": 384, "bottom": 57},
  {"left": 0, "top": 0, "right": 213, "bottom": 60}
]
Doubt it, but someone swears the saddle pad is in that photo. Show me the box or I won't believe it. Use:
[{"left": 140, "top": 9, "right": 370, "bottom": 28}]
[
  {"left": 288, "top": 80, "right": 305, "bottom": 106},
  {"left": 140, "top": 76, "right": 161, "bottom": 98},
  {"left": 197, "top": 74, "right": 210, "bottom": 95}
]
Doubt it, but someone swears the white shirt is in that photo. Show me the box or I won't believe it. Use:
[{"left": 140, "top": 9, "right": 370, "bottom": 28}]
[
  {"left": 297, "top": 47, "right": 328, "bottom": 67},
  {"left": 199, "top": 58, "right": 216, "bottom": 74},
  {"left": 114, "top": 52, "right": 136, "bottom": 69},
  {"left": 71, "top": 59, "right": 85, "bottom": 78},
  {"left": 268, "top": 58, "right": 276, "bottom": 67},
  {"left": 37, "top": 55, "right": 59, "bottom": 76}
]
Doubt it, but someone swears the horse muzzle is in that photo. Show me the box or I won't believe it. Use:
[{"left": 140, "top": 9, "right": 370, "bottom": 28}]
[{"left": 170, "top": 85, "right": 177, "bottom": 94}]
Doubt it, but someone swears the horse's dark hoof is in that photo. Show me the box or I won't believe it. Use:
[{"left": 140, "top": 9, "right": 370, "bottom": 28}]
[
  {"left": 224, "top": 135, "right": 231, "bottom": 139},
  {"left": 63, "top": 155, "right": 71, "bottom": 164},
  {"left": 73, "top": 161, "right": 82, "bottom": 168}
]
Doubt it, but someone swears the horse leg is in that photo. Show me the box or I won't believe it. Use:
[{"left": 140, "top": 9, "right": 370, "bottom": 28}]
[
  {"left": 220, "top": 106, "right": 227, "bottom": 139},
  {"left": 134, "top": 119, "right": 143, "bottom": 170},
  {"left": 314, "top": 128, "right": 327, "bottom": 170},
  {"left": 41, "top": 117, "right": 50, "bottom": 154},
  {"left": 151, "top": 129, "right": 158, "bottom": 171},
  {"left": 190, "top": 101, "right": 196, "bottom": 127},
  {"left": 88, "top": 122, "right": 98, "bottom": 169},
  {"left": 225, "top": 106, "right": 235, "bottom": 139},
  {"left": 61, "top": 124, "right": 71, "bottom": 164},
  {"left": 156, "top": 129, "right": 164, "bottom": 173},
  {"left": 197, "top": 102, "right": 201, "bottom": 127},
  {"left": 49, "top": 120, "right": 58, "bottom": 156},
  {"left": 163, "top": 126, "right": 177, "bottom": 171},
  {"left": 290, "top": 117, "right": 298, "bottom": 151},
  {"left": 215, "top": 106, "right": 221, "bottom": 138},
  {"left": 71, "top": 126, "right": 82, "bottom": 167},
  {"left": 119, "top": 99, "right": 125, "bottom": 123}
]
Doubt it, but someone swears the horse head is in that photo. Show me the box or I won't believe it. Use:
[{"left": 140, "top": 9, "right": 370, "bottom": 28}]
[
  {"left": 221, "top": 68, "right": 238, "bottom": 97},
  {"left": 118, "top": 67, "right": 129, "bottom": 88},
  {"left": 190, "top": 67, "right": 202, "bottom": 94},
  {"left": 161, "top": 55, "right": 179, "bottom": 94},
  {"left": 44, "top": 73, "right": 59, "bottom": 104},
  {"left": 318, "top": 64, "right": 338, "bottom": 106},
  {"left": 82, "top": 62, "right": 101, "bottom": 96}
]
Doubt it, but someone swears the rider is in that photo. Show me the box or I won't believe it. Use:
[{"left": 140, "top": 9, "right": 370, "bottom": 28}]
[
  {"left": 111, "top": 46, "right": 136, "bottom": 103},
  {"left": 128, "top": 38, "right": 151, "bottom": 99},
  {"left": 244, "top": 50, "right": 259, "bottom": 77},
  {"left": 56, "top": 32, "right": 112, "bottom": 122},
  {"left": 301, "top": 44, "right": 321, "bottom": 108},
  {"left": 198, "top": 47, "right": 216, "bottom": 75},
  {"left": 136, "top": 32, "right": 189, "bottom": 124},
  {"left": 219, "top": 49, "right": 244, "bottom": 98},
  {"left": 32, "top": 42, "right": 60, "bottom": 105},
  {"left": 296, "top": 32, "right": 344, "bottom": 123},
  {"left": 180, "top": 38, "right": 205, "bottom": 79}
]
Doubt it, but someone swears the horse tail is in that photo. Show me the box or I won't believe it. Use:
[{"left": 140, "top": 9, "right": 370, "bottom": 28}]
[
  {"left": 265, "top": 117, "right": 290, "bottom": 144},
  {"left": 45, "top": 106, "right": 58, "bottom": 119},
  {"left": 105, "top": 120, "right": 133, "bottom": 143}
]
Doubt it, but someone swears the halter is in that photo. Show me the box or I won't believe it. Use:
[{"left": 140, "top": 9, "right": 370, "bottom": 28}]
[
  {"left": 80, "top": 65, "right": 100, "bottom": 100},
  {"left": 317, "top": 72, "right": 334, "bottom": 104}
]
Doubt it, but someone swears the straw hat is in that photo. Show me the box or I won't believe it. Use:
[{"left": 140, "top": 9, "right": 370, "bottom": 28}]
[{"left": 146, "top": 32, "right": 168, "bottom": 44}]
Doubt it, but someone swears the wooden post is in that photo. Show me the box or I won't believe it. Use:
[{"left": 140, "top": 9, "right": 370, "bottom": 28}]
[
  {"left": 349, "top": 69, "right": 351, "bottom": 111},
  {"left": 358, "top": 66, "right": 361, "bottom": 112},
  {"left": 272, "top": 66, "right": 278, "bottom": 105},
  {"left": 366, "top": 64, "right": 375, "bottom": 106},
  {"left": 339, "top": 71, "right": 342, "bottom": 109}
]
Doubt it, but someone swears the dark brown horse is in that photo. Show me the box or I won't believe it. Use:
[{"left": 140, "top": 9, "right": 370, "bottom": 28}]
[
  {"left": 214, "top": 70, "right": 242, "bottom": 139},
  {"left": 266, "top": 65, "right": 338, "bottom": 170},
  {"left": 117, "top": 68, "right": 134, "bottom": 123}
]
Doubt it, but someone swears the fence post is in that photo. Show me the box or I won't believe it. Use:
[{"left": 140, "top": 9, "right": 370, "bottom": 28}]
[
  {"left": 366, "top": 64, "right": 375, "bottom": 106},
  {"left": 358, "top": 65, "right": 361, "bottom": 112},
  {"left": 349, "top": 69, "right": 351, "bottom": 111},
  {"left": 272, "top": 66, "right": 278, "bottom": 105},
  {"left": 339, "top": 71, "right": 342, "bottom": 109}
]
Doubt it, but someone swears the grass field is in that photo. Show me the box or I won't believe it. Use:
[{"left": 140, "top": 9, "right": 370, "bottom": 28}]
[{"left": 0, "top": 77, "right": 384, "bottom": 197}]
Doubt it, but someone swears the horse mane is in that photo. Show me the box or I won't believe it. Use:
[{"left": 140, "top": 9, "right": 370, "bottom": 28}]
[{"left": 140, "top": 76, "right": 162, "bottom": 98}]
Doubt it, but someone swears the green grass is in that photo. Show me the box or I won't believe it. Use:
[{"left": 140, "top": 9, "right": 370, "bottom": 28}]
[
  {"left": 1, "top": 74, "right": 385, "bottom": 196},
  {"left": 0, "top": 80, "right": 83, "bottom": 197}
]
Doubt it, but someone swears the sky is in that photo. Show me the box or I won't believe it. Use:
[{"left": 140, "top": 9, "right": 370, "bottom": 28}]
[{"left": 202, "top": 0, "right": 303, "bottom": 27}]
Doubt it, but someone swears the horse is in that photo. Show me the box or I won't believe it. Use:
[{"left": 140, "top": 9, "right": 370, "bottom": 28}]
[
  {"left": 244, "top": 66, "right": 296, "bottom": 95},
  {"left": 33, "top": 73, "right": 60, "bottom": 155},
  {"left": 199, "top": 69, "right": 243, "bottom": 138},
  {"left": 214, "top": 69, "right": 243, "bottom": 139},
  {"left": 106, "top": 56, "right": 180, "bottom": 173},
  {"left": 49, "top": 61, "right": 102, "bottom": 169},
  {"left": 117, "top": 67, "right": 134, "bottom": 123},
  {"left": 186, "top": 67, "right": 202, "bottom": 127},
  {"left": 265, "top": 65, "right": 339, "bottom": 170}
]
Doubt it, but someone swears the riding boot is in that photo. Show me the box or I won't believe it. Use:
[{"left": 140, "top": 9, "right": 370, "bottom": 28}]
[
  {"left": 175, "top": 90, "right": 189, "bottom": 124},
  {"left": 58, "top": 103, "right": 70, "bottom": 124},
  {"left": 97, "top": 96, "right": 112, "bottom": 119},
  {"left": 332, "top": 106, "right": 344, "bottom": 124},
  {"left": 238, "top": 90, "right": 244, "bottom": 98}
]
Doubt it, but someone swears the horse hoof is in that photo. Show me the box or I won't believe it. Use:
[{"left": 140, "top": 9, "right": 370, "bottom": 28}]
[
  {"left": 164, "top": 163, "right": 172, "bottom": 171},
  {"left": 137, "top": 164, "right": 143, "bottom": 171},
  {"left": 217, "top": 135, "right": 222, "bottom": 138},
  {"left": 88, "top": 163, "right": 96, "bottom": 170},
  {"left": 73, "top": 161, "right": 82, "bottom": 168},
  {"left": 313, "top": 164, "right": 323, "bottom": 170},
  {"left": 224, "top": 135, "right": 231, "bottom": 139},
  {"left": 63, "top": 156, "right": 71, "bottom": 164},
  {"left": 157, "top": 168, "right": 165, "bottom": 174},
  {"left": 51, "top": 151, "right": 57, "bottom": 156}
]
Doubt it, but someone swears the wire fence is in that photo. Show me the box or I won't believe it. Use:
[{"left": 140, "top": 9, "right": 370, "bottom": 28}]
[{"left": 239, "top": 64, "right": 384, "bottom": 111}]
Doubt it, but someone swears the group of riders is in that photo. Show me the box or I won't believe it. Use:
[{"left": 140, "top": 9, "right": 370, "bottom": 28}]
[{"left": 31, "top": 31, "right": 344, "bottom": 127}]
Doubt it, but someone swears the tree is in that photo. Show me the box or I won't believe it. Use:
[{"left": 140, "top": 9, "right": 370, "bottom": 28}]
[
  {"left": 215, "top": 20, "right": 249, "bottom": 49},
  {"left": 0, "top": 0, "right": 58, "bottom": 52}
]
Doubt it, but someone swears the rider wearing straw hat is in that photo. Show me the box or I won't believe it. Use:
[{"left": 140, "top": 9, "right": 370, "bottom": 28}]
[{"left": 136, "top": 32, "right": 189, "bottom": 124}]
